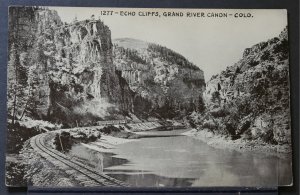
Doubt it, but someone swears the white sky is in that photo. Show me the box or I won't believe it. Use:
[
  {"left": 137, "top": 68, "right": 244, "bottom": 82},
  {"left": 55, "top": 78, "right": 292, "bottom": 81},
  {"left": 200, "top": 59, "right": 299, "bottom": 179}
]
[{"left": 50, "top": 7, "right": 287, "bottom": 81}]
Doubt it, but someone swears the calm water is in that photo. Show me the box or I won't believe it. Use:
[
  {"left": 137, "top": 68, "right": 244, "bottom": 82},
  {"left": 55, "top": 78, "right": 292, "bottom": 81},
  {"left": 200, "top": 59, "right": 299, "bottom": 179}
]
[{"left": 68, "top": 130, "right": 292, "bottom": 187}]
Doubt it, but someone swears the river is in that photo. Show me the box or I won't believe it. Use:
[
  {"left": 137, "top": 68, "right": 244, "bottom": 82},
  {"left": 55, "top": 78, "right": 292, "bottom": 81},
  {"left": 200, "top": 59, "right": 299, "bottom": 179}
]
[{"left": 68, "top": 129, "right": 292, "bottom": 187}]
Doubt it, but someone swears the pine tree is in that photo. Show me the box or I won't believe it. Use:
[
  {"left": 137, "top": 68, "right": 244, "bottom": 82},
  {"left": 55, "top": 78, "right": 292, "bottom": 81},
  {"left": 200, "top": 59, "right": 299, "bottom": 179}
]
[
  {"left": 7, "top": 44, "right": 18, "bottom": 124},
  {"left": 7, "top": 45, "right": 32, "bottom": 123},
  {"left": 198, "top": 96, "right": 206, "bottom": 112}
]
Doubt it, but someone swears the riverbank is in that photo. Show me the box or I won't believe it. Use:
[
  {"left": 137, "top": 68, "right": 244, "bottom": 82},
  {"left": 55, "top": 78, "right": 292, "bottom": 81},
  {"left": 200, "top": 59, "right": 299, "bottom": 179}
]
[
  {"left": 71, "top": 123, "right": 189, "bottom": 158},
  {"left": 183, "top": 129, "right": 292, "bottom": 158},
  {"left": 13, "top": 125, "right": 291, "bottom": 187},
  {"left": 74, "top": 128, "right": 293, "bottom": 187},
  {"left": 79, "top": 134, "right": 139, "bottom": 154},
  {"left": 126, "top": 121, "right": 185, "bottom": 132}
]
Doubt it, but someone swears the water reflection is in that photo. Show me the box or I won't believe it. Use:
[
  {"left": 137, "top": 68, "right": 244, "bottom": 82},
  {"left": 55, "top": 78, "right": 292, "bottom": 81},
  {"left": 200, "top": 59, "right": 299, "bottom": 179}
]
[{"left": 68, "top": 131, "right": 292, "bottom": 187}]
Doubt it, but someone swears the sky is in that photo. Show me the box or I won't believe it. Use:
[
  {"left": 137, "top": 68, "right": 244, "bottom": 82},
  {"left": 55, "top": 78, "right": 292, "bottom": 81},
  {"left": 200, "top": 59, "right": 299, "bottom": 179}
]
[{"left": 50, "top": 7, "right": 287, "bottom": 81}]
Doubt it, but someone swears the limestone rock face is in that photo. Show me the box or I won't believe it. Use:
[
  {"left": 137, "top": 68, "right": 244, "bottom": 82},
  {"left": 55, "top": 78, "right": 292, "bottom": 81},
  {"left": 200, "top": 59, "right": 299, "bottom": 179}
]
[
  {"left": 8, "top": 7, "right": 206, "bottom": 125},
  {"left": 203, "top": 27, "right": 290, "bottom": 144},
  {"left": 113, "top": 38, "right": 206, "bottom": 118},
  {"left": 41, "top": 10, "right": 126, "bottom": 124},
  {"left": 9, "top": 7, "right": 125, "bottom": 125}
]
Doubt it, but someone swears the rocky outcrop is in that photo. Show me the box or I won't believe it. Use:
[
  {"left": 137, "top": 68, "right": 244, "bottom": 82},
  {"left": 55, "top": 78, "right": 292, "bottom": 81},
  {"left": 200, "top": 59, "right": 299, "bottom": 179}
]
[
  {"left": 8, "top": 7, "right": 206, "bottom": 125},
  {"left": 9, "top": 7, "right": 125, "bottom": 125},
  {"left": 201, "top": 27, "right": 290, "bottom": 145},
  {"left": 113, "top": 38, "right": 206, "bottom": 118}
]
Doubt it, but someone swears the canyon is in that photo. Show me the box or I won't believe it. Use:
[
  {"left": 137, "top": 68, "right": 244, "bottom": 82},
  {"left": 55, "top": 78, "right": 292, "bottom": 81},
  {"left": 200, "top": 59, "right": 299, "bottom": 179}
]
[
  {"left": 5, "top": 7, "right": 292, "bottom": 188},
  {"left": 8, "top": 7, "right": 205, "bottom": 127},
  {"left": 199, "top": 27, "right": 290, "bottom": 145}
]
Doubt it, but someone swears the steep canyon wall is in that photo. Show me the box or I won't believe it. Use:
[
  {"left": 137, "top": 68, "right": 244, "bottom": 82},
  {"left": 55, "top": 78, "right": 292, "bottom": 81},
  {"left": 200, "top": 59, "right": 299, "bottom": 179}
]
[{"left": 8, "top": 7, "right": 206, "bottom": 125}]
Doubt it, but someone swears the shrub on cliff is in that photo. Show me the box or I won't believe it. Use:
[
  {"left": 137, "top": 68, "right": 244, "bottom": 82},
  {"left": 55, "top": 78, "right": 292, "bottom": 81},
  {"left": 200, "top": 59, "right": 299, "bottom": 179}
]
[
  {"left": 261, "top": 128, "right": 278, "bottom": 145},
  {"left": 211, "top": 91, "right": 221, "bottom": 105},
  {"left": 100, "top": 125, "right": 121, "bottom": 134},
  {"left": 188, "top": 120, "right": 197, "bottom": 128},
  {"left": 235, "top": 97, "right": 253, "bottom": 116},
  {"left": 238, "top": 120, "right": 251, "bottom": 135},
  {"left": 272, "top": 39, "right": 288, "bottom": 60},
  {"left": 202, "top": 120, "right": 217, "bottom": 130},
  {"left": 249, "top": 60, "right": 259, "bottom": 67},
  {"left": 225, "top": 122, "right": 237, "bottom": 136},
  {"left": 210, "top": 107, "right": 229, "bottom": 118}
]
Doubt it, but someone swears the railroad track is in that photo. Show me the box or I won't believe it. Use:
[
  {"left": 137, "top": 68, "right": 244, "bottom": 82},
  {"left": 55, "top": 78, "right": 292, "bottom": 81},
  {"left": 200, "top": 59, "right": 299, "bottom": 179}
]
[{"left": 30, "top": 133, "right": 129, "bottom": 187}]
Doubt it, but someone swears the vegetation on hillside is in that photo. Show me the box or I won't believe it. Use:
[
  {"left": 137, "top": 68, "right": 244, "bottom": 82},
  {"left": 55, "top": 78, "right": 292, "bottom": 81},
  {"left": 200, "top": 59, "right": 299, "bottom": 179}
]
[
  {"left": 147, "top": 44, "right": 199, "bottom": 70},
  {"left": 190, "top": 27, "right": 290, "bottom": 147}
]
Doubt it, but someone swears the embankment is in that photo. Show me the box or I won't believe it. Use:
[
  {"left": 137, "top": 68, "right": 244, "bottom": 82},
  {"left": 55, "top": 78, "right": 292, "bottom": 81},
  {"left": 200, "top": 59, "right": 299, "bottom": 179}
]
[{"left": 184, "top": 129, "right": 292, "bottom": 158}]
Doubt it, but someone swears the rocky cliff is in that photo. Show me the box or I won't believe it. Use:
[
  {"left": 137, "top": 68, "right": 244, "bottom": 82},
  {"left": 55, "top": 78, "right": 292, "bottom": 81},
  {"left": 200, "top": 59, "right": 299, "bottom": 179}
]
[
  {"left": 199, "top": 27, "right": 290, "bottom": 145},
  {"left": 113, "top": 38, "right": 206, "bottom": 118},
  {"left": 8, "top": 7, "right": 126, "bottom": 126},
  {"left": 8, "top": 7, "right": 206, "bottom": 126}
]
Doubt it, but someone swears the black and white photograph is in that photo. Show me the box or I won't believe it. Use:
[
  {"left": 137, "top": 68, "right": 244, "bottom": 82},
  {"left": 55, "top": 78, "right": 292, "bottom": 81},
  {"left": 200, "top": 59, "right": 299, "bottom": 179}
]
[{"left": 5, "top": 6, "right": 292, "bottom": 187}]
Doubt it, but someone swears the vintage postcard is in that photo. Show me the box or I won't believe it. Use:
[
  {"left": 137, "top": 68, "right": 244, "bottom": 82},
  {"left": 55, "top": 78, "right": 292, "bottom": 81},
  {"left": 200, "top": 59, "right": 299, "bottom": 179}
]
[{"left": 6, "top": 6, "right": 292, "bottom": 187}]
